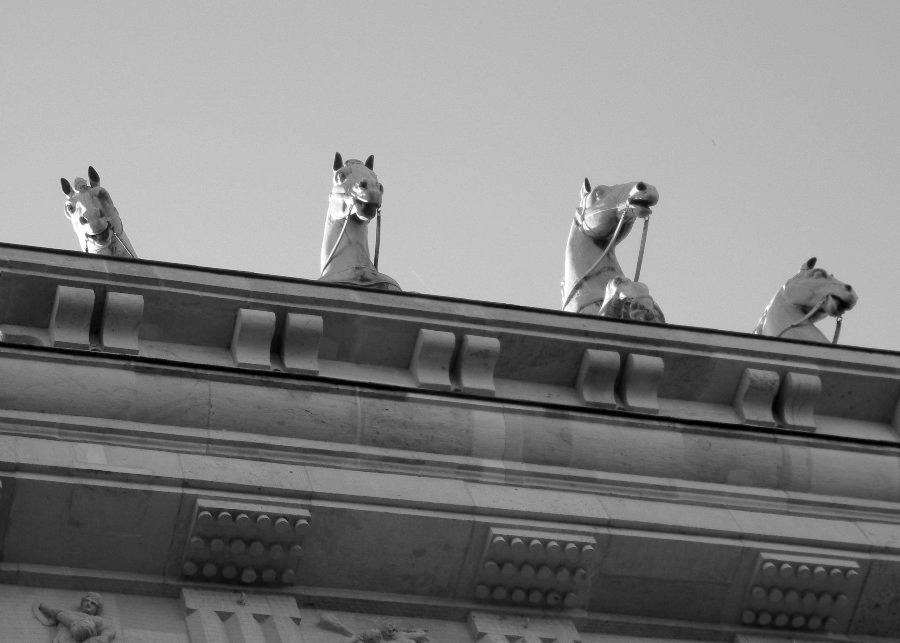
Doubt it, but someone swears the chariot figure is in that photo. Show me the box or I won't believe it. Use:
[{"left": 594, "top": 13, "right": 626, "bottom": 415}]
[{"left": 32, "top": 592, "right": 117, "bottom": 642}]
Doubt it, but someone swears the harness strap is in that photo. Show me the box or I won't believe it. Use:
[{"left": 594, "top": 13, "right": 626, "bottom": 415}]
[
  {"left": 634, "top": 215, "right": 650, "bottom": 282},
  {"left": 373, "top": 210, "right": 381, "bottom": 271}
]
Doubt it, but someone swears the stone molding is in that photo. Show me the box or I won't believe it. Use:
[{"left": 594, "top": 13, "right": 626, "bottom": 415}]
[
  {"left": 0, "top": 245, "right": 897, "bottom": 439},
  {"left": 733, "top": 368, "right": 780, "bottom": 427},
  {"left": 101, "top": 291, "right": 144, "bottom": 355},
  {"left": 409, "top": 329, "right": 455, "bottom": 390}
]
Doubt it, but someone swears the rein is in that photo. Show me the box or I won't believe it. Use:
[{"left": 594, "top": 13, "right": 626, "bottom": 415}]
[{"left": 562, "top": 201, "right": 633, "bottom": 311}]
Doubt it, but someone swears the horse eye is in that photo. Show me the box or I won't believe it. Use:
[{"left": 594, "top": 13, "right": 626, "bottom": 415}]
[
  {"left": 65, "top": 203, "right": 76, "bottom": 214},
  {"left": 334, "top": 172, "right": 346, "bottom": 183}
]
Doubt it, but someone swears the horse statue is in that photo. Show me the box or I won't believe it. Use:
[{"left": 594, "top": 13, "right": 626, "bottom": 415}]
[
  {"left": 319, "top": 153, "right": 400, "bottom": 291},
  {"left": 754, "top": 257, "right": 858, "bottom": 343},
  {"left": 61, "top": 167, "right": 136, "bottom": 258},
  {"left": 562, "top": 178, "right": 663, "bottom": 321}
]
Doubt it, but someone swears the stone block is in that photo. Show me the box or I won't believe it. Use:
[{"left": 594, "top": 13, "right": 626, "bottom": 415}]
[
  {"left": 455, "top": 335, "right": 500, "bottom": 396},
  {"left": 619, "top": 353, "right": 664, "bottom": 413},
  {"left": 182, "top": 588, "right": 302, "bottom": 643},
  {"left": 472, "top": 527, "right": 598, "bottom": 610},
  {"left": 281, "top": 312, "right": 322, "bottom": 374},
  {"left": 101, "top": 291, "right": 144, "bottom": 354},
  {"left": 181, "top": 499, "right": 311, "bottom": 588},
  {"left": 775, "top": 371, "right": 821, "bottom": 430},
  {"left": 230, "top": 308, "right": 276, "bottom": 369},
  {"left": 468, "top": 612, "right": 581, "bottom": 643},
  {"left": 576, "top": 348, "right": 620, "bottom": 407},
  {"left": 409, "top": 328, "right": 455, "bottom": 390},
  {"left": 49, "top": 285, "right": 94, "bottom": 349},
  {"left": 738, "top": 552, "right": 866, "bottom": 635},
  {"left": 733, "top": 368, "right": 780, "bottom": 426}
]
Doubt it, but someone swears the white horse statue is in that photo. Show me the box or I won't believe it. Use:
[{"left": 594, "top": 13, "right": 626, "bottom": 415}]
[
  {"left": 754, "top": 257, "right": 858, "bottom": 343},
  {"left": 319, "top": 153, "right": 400, "bottom": 291},
  {"left": 60, "top": 167, "right": 136, "bottom": 258},
  {"left": 562, "top": 178, "right": 663, "bottom": 321}
]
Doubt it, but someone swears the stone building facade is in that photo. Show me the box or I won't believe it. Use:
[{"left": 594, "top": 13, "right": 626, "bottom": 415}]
[{"left": 0, "top": 243, "right": 897, "bottom": 642}]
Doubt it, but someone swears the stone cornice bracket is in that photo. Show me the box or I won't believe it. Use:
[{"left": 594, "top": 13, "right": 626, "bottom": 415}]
[
  {"left": 455, "top": 335, "right": 500, "bottom": 396},
  {"left": 281, "top": 312, "right": 323, "bottom": 375},
  {"left": 409, "top": 329, "right": 455, "bottom": 390},
  {"left": 618, "top": 353, "right": 664, "bottom": 414},
  {"left": 733, "top": 368, "right": 780, "bottom": 427},
  {"left": 231, "top": 308, "right": 277, "bottom": 369},
  {"left": 101, "top": 291, "right": 144, "bottom": 355},
  {"left": 468, "top": 612, "right": 582, "bottom": 643},
  {"left": 576, "top": 348, "right": 620, "bottom": 408},
  {"left": 739, "top": 552, "right": 866, "bottom": 635},
  {"left": 775, "top": 371, "right": 821, "bottom": 431},
  {"left": 49, "top": 285, "right": 94, "bottom": 349},
  {"left": 473, "top": 527, "right": 598, "bottom": 610},
  {"left": 181, "top": 588, "right": 302, "bottom": 643},
  {"left": 181, "top": 499, "right": 311, "bottom": 588}
]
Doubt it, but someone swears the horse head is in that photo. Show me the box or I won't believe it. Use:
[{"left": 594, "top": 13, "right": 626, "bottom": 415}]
[
  {"left": 575, "top": 179, "right": 658, "bottom": 246},
  {"left": 319, "top": 153, "right": 400, "bottom": 291},
  {"left": 755, "top": 257, "right": 858, "bottom": 342},
  {"left": 60, "top": 167, "right": 134, "bottom": 257},
  {"left": 782, "top": 257, "right": 858, "bottom": 321},
  {"left": 329, "top": 152, "right": 383, "bottom": 222}
]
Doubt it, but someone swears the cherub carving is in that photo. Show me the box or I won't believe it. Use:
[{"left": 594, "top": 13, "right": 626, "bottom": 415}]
[
  {"left": 319, "top": 612, "right": 430, "bottom": 642},
  {"left": 32, "top": 592, "right": 117, "bottom": 642}
]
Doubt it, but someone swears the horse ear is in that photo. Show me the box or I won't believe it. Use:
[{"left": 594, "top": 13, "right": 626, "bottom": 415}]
[
  {"left": 364, "top": 155, "right": 374, "bottom": 170},
  {"left": 333, "top": 152, "right": 343, "bottom": 171},
  {"left": 88, "top": 166, "right": 100, "bottom": 187},
  {"left": 60, "top": 178, "right": 74, "bottom": 196},
  {"left": 581, "top": 178, "right": 591, "bottom": 198},
  {"left": 801, "top": 257, "right": 817, "bottom": 270}
]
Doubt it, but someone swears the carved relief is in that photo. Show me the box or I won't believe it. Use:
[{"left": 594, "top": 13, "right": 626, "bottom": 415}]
[
  {"left": 754, "top": 257, "right": 857, "bottom": 343},
  {"left": 739, "top": 552, "right": 867, "bottom": 635},
  {"left": 32, "top": 592, "right": 118, "bottom": 642},
  {"left": 473, "top": 527, "right": 597, "bottom": 609},
  {"left": 319, "top": 613, "right": 430, "bottom": 642},
  {"left": 60, "top": 167, "right": 136, "bottom": 258},
  {"left": 181, "top": 499, "right": 311, "bottom": 587}
]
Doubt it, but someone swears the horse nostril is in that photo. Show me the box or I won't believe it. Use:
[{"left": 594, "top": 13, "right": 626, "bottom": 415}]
[
  {"left": 359, "top": 181, "right": 368, "bottom": 189},
  {"left": 845, "top": 284, "right": 853, "bottom": 291},
  {"left": 636, "top": 182, "right": 647, "bottom": 191}
]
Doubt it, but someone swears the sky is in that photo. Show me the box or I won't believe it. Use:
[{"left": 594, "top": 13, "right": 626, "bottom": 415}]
[{"left": 1, "top": 1, "right": 898, "bottom": 351}]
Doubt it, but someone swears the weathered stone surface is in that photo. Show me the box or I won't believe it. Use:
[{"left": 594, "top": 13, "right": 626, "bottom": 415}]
[
  {"left": 230, "top": 308, "right": 276, "bottom": 369},
  {"left": 49, "top": 285, "right": 94, "bottom": 349},
  {"left": 101, "top": 291, "right": 144, "bottom": 354}
]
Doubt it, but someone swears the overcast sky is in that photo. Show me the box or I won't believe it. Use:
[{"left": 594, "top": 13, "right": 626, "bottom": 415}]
[{"left": 2, "top": 1, "right": 898, "bottom": 351}]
